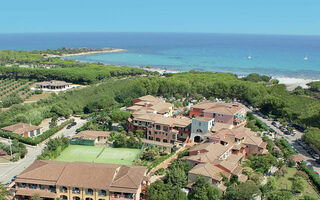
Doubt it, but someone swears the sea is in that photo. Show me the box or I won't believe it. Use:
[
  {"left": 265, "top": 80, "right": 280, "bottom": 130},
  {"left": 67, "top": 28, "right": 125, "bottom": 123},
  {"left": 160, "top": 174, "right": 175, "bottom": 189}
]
[{"left": 0, "top": 32, "right": 320, "bottom": 79}]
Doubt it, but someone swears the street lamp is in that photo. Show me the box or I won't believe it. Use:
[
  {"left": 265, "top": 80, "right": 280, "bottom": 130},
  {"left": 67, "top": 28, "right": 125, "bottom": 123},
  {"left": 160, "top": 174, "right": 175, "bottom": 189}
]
[{"left": 9, "top": 137, "right": 13, "bottom": 161}]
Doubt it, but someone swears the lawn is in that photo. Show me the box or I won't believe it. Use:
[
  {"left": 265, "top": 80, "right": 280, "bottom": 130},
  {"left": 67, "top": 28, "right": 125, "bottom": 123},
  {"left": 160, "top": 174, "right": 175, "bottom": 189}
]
[
  {"left": 276, "top": 167, "right": 319, "bottom": 199},
  {"left": 55, "top": 145, "right": 141, "bottom": 165}
]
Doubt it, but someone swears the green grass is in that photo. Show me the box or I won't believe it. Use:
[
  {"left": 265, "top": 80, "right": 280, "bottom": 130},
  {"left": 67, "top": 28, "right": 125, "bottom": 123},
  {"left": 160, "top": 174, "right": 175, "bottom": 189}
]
[
  {"left": 55, "top": 145, "right": 141, "bottom": 165},
  {"left": 276, "top": 167, "right": 319, "bottom": 199}
]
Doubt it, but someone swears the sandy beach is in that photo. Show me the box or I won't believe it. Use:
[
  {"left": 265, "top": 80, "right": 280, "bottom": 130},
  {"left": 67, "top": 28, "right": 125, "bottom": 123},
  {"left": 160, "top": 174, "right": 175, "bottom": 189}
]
[
  {"left": 46, "top": 48, "right": 126, "bottom": 58},
  {"left": 274, "top": 77, "right": 319, "bottom": 91}
]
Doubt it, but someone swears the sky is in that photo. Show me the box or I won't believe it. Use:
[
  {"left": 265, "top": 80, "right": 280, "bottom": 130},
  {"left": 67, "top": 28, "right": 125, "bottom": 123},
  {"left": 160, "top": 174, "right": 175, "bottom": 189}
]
[{"left": 0, "top": 0, "right": 319, "bottom": 35}]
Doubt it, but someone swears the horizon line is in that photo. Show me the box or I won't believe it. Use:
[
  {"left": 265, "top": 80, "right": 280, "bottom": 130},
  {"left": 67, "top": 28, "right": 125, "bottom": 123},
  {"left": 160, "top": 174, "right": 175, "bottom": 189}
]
[{"left": 0, "top": 31, "right": 320, "bottom": 37}]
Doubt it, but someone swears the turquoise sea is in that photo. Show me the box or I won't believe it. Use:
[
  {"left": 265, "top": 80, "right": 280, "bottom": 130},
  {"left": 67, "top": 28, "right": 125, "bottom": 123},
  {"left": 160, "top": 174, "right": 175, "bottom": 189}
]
[{"left": 1, "top": 32, "right": 320, "bottom": 79}]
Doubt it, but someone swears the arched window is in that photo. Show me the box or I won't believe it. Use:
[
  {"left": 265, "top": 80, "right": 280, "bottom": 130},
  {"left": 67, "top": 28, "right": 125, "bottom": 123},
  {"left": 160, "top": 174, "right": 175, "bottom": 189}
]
[
  {"left": 196, "top": 129, "right": 203, "bottom": 133},
  {"left": 60, "top": 195, "right": 68, "bottom": 200},
  {"left": 156, "top": 138, "right": 160, "bottom": 142},
  {"left": 163, "top": 139, "right": 168, "bottom": 143},
  {"left": 72, "top": 197, "right": 80, "bottom": 200},
  {"left": 72, "top": 187, "right": 80, "bottom": 194},
  {"left": 85, "top": 198, "right": 93, "bottom": 200},
  {"left": 98, "top": 190, "right": 106, "bottom": 196},
  {"left": 86, "top": 189, "right": 94, "bottom": 195},
  {"left": 59, "top": 186, "right": 67, "bottom": 193}
]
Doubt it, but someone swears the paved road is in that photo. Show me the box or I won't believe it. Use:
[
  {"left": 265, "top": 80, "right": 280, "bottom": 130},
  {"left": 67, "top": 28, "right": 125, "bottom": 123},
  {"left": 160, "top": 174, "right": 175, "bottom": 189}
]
[
  {"left": 0, "top": 117, "right": 86, "bottom": 184},
  {"left": 250, "top": 111, "right": 320, "bottom": 174}
]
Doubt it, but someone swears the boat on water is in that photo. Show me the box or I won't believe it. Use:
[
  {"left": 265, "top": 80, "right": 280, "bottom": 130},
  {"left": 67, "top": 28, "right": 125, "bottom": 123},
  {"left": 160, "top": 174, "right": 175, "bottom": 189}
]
[
  {"left": 304, "top": 56, "right": 308, "bottom": 61},
  {"left": 247, "top": 55, "right": 252, "bottom": 60}
]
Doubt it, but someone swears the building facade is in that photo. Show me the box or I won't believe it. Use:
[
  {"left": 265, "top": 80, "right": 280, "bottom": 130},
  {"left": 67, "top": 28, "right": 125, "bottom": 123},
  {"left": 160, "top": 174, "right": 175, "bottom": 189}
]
[
  {"left": 189, "top": 101, "right": 246, "bottom": 126},
  {"left": 190, "top": 117, "right": 214, "bottom": 142},
  {"left": 1, "top": 123, "right": 42, "bottom": 138},
  {"left": 15, "top": 160, "right": 147, "bottom": 200}
]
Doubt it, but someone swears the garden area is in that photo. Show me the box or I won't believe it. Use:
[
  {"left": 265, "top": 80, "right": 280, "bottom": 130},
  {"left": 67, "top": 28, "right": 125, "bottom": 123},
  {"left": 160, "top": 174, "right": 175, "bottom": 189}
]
[
  {"left": 275, "top": 167, "right": 319, "bottom": 199},
  {"left": 55, "top": 145, "right": 141, "bottom": 165}
]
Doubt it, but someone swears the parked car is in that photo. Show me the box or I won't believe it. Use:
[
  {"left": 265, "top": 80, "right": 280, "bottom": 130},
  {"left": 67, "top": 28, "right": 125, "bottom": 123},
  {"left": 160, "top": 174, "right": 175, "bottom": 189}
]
[
  {"left": 66, "top": 124, "right": 72, "bottom": 129},
  {"left": 71, "top": 121, "right": 77, "bottom": 126},
  {"left": 272, "top": 121, "right": 280, "bottom": 128}
]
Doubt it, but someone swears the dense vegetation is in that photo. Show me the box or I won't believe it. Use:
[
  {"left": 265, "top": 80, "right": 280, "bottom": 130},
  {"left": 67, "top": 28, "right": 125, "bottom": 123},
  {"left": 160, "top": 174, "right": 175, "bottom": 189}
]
[
  {"left": 35, "top": 47, "right": 117, "bottom": 56},
  {"left": 0, "top": 71, "right": 319, "bottom": 142},
  {"left": 0, "top": 50, "right": 149, "bottom": 84},
  {"left": 37, "top": 136, "right": 69, "bottom": 160},
  {"left": 0, "top": 139, "right": 27, "bottom": 161}
]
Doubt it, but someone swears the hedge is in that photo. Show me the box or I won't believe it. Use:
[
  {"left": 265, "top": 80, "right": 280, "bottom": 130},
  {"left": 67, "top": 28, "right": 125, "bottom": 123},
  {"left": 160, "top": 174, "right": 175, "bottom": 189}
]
[
  {"left": 299, "top": 162, "right": 320, "bottom": 191},
  {"left": 0, "top": 119, "right": 73, "bottom": 145}
]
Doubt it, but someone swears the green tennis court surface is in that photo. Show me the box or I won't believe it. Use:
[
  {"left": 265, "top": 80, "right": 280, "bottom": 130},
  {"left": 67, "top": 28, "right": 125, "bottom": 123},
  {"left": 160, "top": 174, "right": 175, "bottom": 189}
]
[{"left": 55, "top": 145, "right": 141, "bottom": 165}]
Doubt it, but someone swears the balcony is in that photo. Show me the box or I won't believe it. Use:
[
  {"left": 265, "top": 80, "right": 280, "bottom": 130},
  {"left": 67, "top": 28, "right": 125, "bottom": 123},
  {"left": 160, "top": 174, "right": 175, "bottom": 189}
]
[{"left": 110, "top": 193, "right": 134, "bottom": 200}]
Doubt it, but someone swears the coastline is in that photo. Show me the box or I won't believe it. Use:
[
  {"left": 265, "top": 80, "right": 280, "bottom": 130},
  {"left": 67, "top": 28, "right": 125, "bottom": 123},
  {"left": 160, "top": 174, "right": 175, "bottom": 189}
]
[
  {"left": 275, "top": 77, "right": 319, "bottom": 91},
  {"left": 68, "top": 54, "right": 319, "bottom": 91},
  {"left": 47, "top": 48, "right": 126, "bottom": 58},
  {"left": 143, "top": 67, "right": 318, "bottom": 90}
]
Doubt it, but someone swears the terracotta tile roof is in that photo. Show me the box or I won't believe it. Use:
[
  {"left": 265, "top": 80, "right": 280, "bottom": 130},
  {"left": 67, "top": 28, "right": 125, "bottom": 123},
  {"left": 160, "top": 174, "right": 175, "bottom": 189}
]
[
  {"left": 134, "top": 113, "right": 191, "bottom": 127},
  {"left": 16, "top": 160, "right": 146, "bottom": 192},
  {"left": 1, "top": 123, "right": 41, "bottom": 135},
  {"left": 73, "top": 130, "right": 110, "bottom": 141},
  {"left": 191, "top": 101, "right": 245, "bottom": 115},
  {"left": 131, "top": 95, "right": 173, "bottom": 114},
  {"left": 238, "top": 174, "right": 248, "bottom": 183},
  {"left": 291, "top": 154, "right": 304, "bottom": 163},
  {"left": 186, "top": 143, "right": 233, "bottom": 163},
  {"left": 189, "top": 163, "right": 231, "bottom": 182}
]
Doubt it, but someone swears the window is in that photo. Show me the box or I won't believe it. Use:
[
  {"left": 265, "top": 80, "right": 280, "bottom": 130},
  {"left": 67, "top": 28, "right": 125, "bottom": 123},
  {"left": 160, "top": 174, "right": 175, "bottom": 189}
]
[
  {"left": 39, "top": 185, "right": 45, "bottom": 190},
  {"left": 60, "top": 195, "right": 68, "bottom": 200},
  {"left": 198, "top": 122, "right": 201, "bottom": 126},
  {"left": 36, "top": 129, "right": 40, "bottom": 135},
  {"left": 29, "top": 184, "right": 37, "bottom": 189},
  {"left": 59, "top": 186, "right": 67, "bottom": 193},
  {"left": 149, "top": 131, "right": 151, "bottom": 135},
  {"left": 85, "top": 198, "right": 93, "bottom": 200},
  {"left": 172, "top": 134, "right": 176, "bottom": 139},
  {"left": 124, "top": 193, "right": 134, "bottom": 198},
  {"left": 86, "top": 189, "right": 94, "bottom": 195},
  {"left": 163, "top": 139, "right": 168, "bottom": 143},
  {"left": 49, "top": 186, "right": 56, "bottom": 192},
  {"left": 72, "top": 187, "right": 80, "bottom": 194},
  {"left": 19, "top": 183, "right": 26, "bottom": 188},
  {"left": 73, "top": 197, "right": 80, "bottom": 200},
  {"left": 163, "top": 126, "right": 169, "bottom": 131},
  {"left": 30, "top": 130, "right": 34, "bottom": 137},
  {"left": 156, "top": 138, "right": 160, "bottom": 142},
  {"left": 98, "top": 190, "right": 106, "bottom": 196},
  {"left": 156, "top": 125, "right": 161, "bottom": 130}
]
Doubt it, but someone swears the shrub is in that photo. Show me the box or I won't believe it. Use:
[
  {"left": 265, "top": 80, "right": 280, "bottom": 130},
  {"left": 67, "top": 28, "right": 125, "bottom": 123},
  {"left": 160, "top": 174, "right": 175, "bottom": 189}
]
[{"left": 299, "top": 162, "right": 320, "bottom": 191}]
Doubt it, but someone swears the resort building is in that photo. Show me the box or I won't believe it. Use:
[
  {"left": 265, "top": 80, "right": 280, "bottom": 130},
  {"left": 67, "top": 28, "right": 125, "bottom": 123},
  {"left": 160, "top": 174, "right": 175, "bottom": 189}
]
[
  {"left": 1, "top": 123, "right": 42, "bottom": 138},
  {"left": 189, "top": 101, "right": 246, "bottom": 126},
  {"left": 15, "top": 160, "right": 147, "bottom": 200},
  {"left": 190, "top": 117, "right": 214, "bottom": 142},
  {"left": 183, "top": 126, "right": 267, "bottom": 192},
  {"left": 35, "top": 80, "right": 72, "bottom": 90},
  {"left": 71, "top": 131, "right": 110, "bottom": 146},
  {"left": 127, "top": 113, "right": 191, "bottom": 147},
  {"left": 127, "top": 95, "right": 173, "bottom": 117}
]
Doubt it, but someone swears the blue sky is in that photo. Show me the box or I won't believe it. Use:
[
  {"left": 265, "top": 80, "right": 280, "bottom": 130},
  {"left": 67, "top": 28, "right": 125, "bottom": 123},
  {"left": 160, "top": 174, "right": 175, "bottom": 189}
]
[{"left": 0, "top": 0, "right": 319, "bottom": 35}]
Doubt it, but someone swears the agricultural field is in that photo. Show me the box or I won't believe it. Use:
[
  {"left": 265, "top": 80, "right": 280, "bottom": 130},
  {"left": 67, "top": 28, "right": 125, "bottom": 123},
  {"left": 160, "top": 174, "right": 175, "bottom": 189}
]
[
  {"left": 55, "top": 145, "right": 141, "bottom": 165},
  {"left": 0, "top": 78, "right": 41, "bottom": 107}
]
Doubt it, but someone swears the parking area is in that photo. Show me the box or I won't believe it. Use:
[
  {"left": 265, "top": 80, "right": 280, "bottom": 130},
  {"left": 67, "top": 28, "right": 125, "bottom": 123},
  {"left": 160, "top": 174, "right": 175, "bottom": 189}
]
[{"left": 248, "top": 108, "right": 320, "bottom": 175}]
